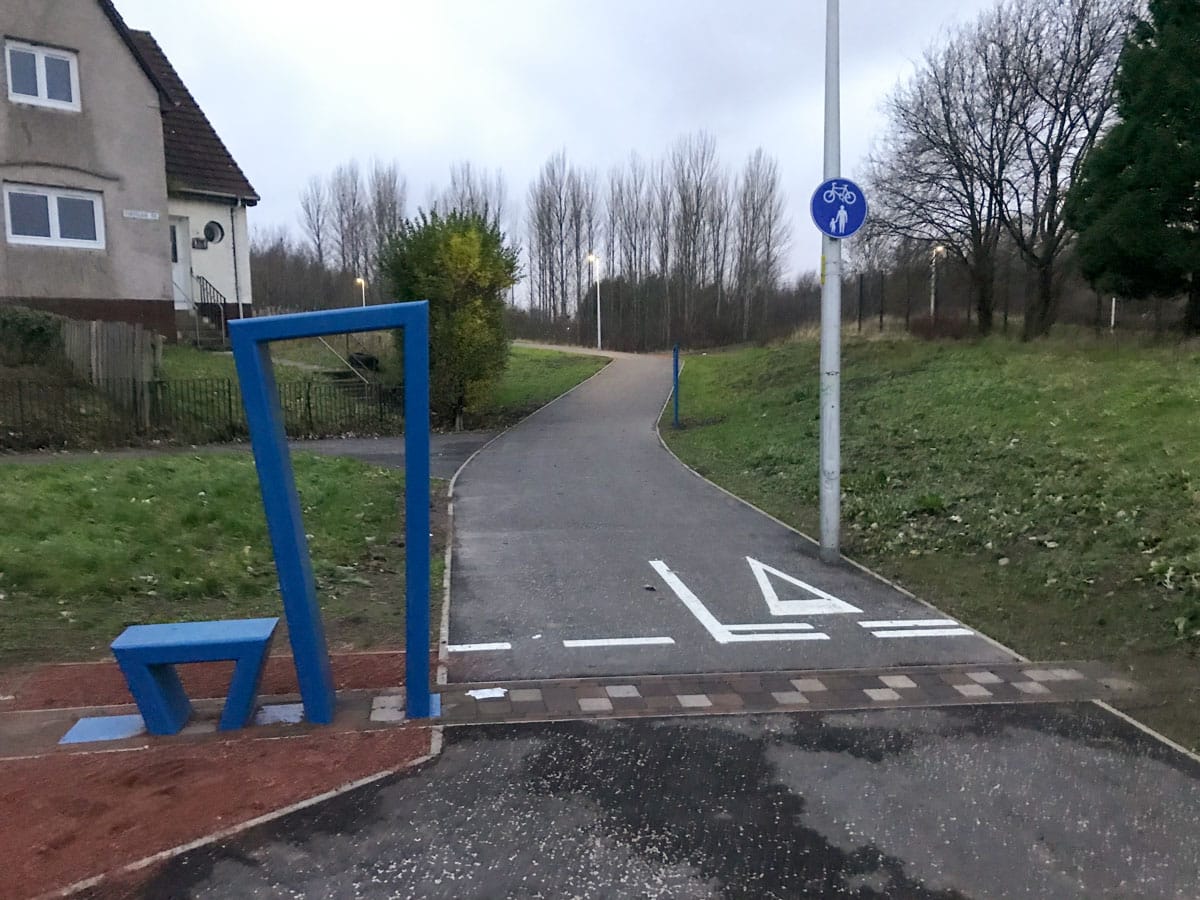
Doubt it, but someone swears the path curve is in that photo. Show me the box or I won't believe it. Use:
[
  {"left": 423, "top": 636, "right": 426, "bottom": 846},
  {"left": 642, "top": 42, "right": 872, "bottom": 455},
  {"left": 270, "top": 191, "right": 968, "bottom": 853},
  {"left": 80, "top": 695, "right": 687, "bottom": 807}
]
[{"left": 448, "top": 351, "right": 1014, "bottom": 681}]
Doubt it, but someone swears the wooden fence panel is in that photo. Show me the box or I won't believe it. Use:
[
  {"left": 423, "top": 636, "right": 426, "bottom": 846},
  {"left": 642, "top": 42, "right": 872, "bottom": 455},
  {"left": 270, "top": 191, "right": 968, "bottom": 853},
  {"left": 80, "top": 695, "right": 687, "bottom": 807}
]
[{"left": 61, "top": 319, "right": 162, "bottom": 428}]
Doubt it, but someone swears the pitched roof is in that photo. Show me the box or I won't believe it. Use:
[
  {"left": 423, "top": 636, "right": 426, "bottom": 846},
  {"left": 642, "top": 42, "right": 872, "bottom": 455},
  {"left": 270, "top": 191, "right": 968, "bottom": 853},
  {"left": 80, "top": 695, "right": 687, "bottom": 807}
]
[
  {"left": 126, "top": 30, "right": 260, "bottom": 205},
  {"left": 95, "top": 0, "right": 172, "bottom": 102}
]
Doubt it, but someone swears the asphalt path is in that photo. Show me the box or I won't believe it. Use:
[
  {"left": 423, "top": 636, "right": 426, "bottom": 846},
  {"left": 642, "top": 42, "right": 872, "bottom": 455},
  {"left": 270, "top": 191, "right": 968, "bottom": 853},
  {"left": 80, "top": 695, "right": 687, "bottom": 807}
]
[
  {"left": 139, "top": 705, "right": 1200, "bottom": 899},
  {"left": 449, "top": 352, "right": 1015, "bottom": 681}
]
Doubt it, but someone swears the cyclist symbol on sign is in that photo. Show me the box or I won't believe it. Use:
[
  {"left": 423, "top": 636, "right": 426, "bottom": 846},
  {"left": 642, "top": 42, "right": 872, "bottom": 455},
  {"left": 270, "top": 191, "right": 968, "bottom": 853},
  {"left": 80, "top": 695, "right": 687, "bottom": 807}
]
[
  {"left": 822, "top": 181, "right": 858, "bottom": 205},
  {"left": 811, "top": 178, "right": 868, "bottom": 240}
]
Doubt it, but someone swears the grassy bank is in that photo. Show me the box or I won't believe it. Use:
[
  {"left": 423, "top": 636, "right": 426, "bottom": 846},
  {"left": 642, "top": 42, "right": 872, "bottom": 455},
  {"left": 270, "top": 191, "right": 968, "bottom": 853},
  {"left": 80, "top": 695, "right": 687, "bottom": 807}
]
[
  {"left": 663, "top": 336, "right": 1200, "bottom": 748},
  {"left": 0, "top": 454, "right": 440, "bottom": 663}
]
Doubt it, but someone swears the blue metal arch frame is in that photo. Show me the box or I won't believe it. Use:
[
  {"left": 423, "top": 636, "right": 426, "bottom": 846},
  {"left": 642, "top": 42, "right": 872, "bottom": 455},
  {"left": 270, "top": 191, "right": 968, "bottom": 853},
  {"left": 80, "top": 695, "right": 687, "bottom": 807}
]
[{"left": 229, "top": 302, "right": 434, "bottom": 722}]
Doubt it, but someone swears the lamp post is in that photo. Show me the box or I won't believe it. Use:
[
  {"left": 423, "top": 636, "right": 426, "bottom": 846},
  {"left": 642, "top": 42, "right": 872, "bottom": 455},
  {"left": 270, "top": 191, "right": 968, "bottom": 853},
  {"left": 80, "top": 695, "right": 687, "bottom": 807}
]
[
  {"left": 818, "top": 0, "right": 842, "bottom": 562},
  {"left": 355, "top": 276, "right": 367, "bottom": 308},
  {"left": 586, "top": 253, "right": 601, "bottom": 349},
  {"left": 929, "top": 245, "right": 945, "bottom": 319}
]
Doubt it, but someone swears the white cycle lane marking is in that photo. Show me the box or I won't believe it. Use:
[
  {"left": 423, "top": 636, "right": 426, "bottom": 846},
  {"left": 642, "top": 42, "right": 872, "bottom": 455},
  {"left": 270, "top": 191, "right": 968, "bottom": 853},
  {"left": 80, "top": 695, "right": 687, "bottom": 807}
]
[
  {"left": 652, "top": 558, "right": 979, "bottom": 645},
  {"left": 859, "top": 620, "right": 974, "bottom": 638},
  {"left": 747, "top": 557, "right": 862, "bottom": 616},
  {"left": 563, "top": 637, "right": 676, "bottom": 648},
  {"left": 448, "top": 642, "right": 513, "bottom": 652},
  {"left": 650, "top": 560, "right": 831, "bottom": 643}
]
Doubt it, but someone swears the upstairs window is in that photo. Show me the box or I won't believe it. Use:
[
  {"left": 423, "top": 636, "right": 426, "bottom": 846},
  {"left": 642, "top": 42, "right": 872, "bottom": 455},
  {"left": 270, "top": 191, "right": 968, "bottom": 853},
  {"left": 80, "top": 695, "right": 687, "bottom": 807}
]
[
  {"left": 5, "top": 40, "right": 80, "bottom": 111},
  {"left": 4, "top": 183, "right": 105, "bottom": 249}
]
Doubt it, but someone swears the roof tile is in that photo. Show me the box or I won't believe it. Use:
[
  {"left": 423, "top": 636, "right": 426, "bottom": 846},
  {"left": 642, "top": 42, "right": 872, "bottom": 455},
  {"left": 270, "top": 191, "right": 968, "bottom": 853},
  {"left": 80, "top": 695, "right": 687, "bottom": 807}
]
[{"left": 127, "top": 30, "right": 259, "bottom": 204}]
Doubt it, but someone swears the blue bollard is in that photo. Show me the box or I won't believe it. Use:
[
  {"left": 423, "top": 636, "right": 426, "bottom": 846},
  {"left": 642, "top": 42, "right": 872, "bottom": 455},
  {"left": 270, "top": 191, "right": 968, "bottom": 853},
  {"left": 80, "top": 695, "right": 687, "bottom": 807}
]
[{"left": 673, "top": 343, "right": 681, "bottom": 430}]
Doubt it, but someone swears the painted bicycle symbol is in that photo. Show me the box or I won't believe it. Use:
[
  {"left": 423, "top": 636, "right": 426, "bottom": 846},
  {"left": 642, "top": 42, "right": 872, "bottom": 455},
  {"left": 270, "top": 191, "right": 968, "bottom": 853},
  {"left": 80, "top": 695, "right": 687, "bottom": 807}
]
[{"left": 822, "top": 182, "right": 858, "bottom": 205}]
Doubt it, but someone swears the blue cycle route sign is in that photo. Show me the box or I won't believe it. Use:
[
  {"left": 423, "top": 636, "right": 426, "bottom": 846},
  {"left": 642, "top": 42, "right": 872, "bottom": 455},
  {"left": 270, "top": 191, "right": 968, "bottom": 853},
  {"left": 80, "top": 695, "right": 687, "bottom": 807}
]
[{"left": 811, "top": 178, "right": 867, "bottom": 240}]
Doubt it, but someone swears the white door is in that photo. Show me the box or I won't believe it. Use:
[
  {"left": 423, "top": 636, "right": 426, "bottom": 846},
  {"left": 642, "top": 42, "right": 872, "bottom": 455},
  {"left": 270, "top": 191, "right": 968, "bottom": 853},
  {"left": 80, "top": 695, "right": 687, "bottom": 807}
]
[{"left": 170, "top": 216, "right": 192, "bottom": 309}]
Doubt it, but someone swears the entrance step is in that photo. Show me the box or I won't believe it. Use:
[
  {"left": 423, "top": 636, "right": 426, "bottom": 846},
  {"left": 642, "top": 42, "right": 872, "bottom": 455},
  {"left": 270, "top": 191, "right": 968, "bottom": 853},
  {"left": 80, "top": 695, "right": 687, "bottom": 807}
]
[{"left": 439, "top": 660, "right": 1135, "bottom": 726}]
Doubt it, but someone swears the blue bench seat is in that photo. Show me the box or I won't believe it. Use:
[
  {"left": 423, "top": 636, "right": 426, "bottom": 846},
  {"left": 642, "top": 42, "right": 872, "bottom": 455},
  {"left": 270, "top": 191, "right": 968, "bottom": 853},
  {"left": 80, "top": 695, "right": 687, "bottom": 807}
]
[{"left": 111, "top": 617, "right": 280, "bottom": 735}]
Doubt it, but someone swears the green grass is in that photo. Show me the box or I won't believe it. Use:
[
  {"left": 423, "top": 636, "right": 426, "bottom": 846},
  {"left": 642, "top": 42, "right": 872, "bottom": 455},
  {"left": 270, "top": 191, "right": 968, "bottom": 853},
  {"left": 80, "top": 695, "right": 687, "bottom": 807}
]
[
  {"left": 160, "top": 343, "right": 606, "bottom": 431},
  {"left": 271, "top": 334, "right": 394, "bottom": 371},
  {"left": 0, "top": 454, "right": 440, "bottom": 663},
  {"left": 161, "top": 346, "right": 306, "bottom": 382},
  {"left": 481, "top": 346, "right": 607, "bottom": 427},
  {"left": 664, "top": 335, "right": 1200, "bottom": 748}
]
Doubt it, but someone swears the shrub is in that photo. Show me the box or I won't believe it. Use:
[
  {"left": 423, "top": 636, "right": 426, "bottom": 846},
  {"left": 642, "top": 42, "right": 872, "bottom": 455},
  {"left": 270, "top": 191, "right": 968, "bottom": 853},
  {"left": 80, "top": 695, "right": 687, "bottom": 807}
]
[
  {"left": 383, "top": 210, "right": 519, "bottom": 429},
  {"left": 0, "top": 306, "right": 65, "bottom": 367}
]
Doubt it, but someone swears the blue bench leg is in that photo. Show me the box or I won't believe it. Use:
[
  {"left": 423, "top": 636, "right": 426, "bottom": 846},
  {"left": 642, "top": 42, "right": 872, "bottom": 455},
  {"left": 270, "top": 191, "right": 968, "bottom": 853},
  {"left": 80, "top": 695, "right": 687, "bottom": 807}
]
[
  {"left": 117, "top": 659, "right": 192, "bottom": 735},
  {"left": 219, "top": 635, "right": 276, "bottom": 731}
]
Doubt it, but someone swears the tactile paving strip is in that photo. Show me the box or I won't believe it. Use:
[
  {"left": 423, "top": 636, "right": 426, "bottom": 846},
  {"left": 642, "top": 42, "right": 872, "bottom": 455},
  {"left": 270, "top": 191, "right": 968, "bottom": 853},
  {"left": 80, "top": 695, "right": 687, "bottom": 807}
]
[{"left": 436, "top": 661, "right": 1134, "bottom": 726}]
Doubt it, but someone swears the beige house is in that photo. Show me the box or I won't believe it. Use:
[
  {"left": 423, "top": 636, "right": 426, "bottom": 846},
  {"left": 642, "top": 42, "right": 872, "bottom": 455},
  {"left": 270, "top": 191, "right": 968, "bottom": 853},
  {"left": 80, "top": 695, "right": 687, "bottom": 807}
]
[{"left": 0, "top": 0, "right": 258, "bottom": 339}]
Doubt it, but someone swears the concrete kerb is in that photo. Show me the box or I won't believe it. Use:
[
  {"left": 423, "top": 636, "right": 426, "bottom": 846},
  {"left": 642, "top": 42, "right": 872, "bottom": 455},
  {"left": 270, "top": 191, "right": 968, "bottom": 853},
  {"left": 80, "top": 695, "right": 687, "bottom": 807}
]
[
  {"left": 42, "top": 735, "right": 445, "bottom": 900},
  {"left": 655, "top": 351, "right": 1200, "bottom": 766}
]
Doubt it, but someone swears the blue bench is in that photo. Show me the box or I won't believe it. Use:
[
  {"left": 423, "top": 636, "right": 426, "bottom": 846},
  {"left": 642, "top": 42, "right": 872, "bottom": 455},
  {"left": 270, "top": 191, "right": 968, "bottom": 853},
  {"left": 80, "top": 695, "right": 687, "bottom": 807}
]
[{"left": 111, "top": 618, "right": 280, "bottom": 735}]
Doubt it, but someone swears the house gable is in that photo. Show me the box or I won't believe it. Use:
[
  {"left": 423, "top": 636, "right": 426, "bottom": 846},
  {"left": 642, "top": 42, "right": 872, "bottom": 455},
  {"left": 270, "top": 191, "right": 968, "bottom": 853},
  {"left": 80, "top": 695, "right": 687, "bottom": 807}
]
[
  {"left": 95, "top": 0, "right": 171, "bottom": 102},
  {"left": 127, "top": 31, "right": 259, "bottom": 207}
]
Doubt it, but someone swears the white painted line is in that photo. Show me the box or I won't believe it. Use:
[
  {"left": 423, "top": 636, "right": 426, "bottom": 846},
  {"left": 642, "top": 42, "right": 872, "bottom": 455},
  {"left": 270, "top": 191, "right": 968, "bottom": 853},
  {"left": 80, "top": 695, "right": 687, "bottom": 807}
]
[
  {"left": 563, "top": 637, "right": 676, "bottom": 648},
  {"left": 726, "top": 622, "right": 815, "bottom": 632},
  {"left": 650, "top": 560, "right": 731, "bottom": 641},
  {"left": 747, "top": 557, "right": 862, "bottom": 616},
  {"left": 871, "top": 628, "right": 975, "bottom": 638},
  {"left": 448, "top": 642, "right": 512, "bottom": 652},
  {"left": 723, "top": 632, "right": 830, "bottom": 642},
  {"left": 858, "top": 619, "right": 959, "bottom": 628},
  {"left": 650, "top": 560, "right": 830, "bottom": 643}
]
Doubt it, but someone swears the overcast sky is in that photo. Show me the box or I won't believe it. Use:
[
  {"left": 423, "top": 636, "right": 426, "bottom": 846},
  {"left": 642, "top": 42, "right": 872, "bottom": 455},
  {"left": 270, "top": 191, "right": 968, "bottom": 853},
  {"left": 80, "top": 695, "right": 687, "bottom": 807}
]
[{"left": 115, "top": 0, "right": 997, "bottom": 278}]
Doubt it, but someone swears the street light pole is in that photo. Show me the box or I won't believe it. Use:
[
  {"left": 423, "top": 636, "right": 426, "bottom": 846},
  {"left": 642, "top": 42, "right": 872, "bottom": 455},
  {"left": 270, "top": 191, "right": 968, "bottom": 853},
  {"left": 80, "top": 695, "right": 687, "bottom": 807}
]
[
  {"left": 818, "top": 0, "right": 842, "bottom": 563},
  {"left": 929, "top": 246, "right": 944, "bottom": 319},
  {"left": 355, "top": 277, "right": 367, "bottom": 308}
]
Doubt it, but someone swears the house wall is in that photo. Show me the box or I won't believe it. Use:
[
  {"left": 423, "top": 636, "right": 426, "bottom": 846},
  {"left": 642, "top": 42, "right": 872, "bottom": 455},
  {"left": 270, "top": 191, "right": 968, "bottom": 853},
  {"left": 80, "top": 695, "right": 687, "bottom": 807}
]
[
  {"left": 0, "top": 0, "right": 173, "bottom": 333},
  {"left": 167, "top": 196, "right": 253, "bottom": 311}
]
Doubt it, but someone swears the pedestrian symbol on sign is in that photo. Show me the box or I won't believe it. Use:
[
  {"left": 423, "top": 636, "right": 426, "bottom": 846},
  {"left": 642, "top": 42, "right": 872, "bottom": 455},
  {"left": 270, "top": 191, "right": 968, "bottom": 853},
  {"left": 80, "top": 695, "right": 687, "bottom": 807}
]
[{"left": 812, "top": 178, "right": 867, "bottom": 240}]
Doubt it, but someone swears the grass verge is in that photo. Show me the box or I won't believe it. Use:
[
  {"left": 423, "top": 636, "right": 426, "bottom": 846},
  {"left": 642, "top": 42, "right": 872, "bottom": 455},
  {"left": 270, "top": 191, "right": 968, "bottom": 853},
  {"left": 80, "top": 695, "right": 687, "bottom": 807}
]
[
  {"left": 164, "top": 342, "right": 607, "bottom": 432},
  {"left": 663, "top": 336, "right": 1200, "bottom": 750},
  {"left": 476, "top": 345, "right": 607, "bottom": 428},
  {"left": 0, "top": 454, "right": 443, "bottom": 663}
]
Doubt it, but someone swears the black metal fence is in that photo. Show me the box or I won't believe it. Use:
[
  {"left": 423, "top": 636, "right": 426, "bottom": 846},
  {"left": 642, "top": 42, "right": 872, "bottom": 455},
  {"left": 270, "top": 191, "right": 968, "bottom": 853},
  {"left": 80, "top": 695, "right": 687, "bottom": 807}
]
[{"left": 0, "top": 376, "right": 405, "bottom": 451}]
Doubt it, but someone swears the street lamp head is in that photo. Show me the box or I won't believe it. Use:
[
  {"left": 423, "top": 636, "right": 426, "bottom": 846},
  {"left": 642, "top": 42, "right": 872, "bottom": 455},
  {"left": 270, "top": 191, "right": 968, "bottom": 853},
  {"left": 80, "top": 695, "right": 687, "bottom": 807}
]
[
  {"left": 585, "top": 253, "right": 599, "bottom": 265},
  {"left": 355, "top": 277, "right": 366, "bottom": 287},
  {"left": 933, "top": 244, "right": 946, "bottom": 258}
]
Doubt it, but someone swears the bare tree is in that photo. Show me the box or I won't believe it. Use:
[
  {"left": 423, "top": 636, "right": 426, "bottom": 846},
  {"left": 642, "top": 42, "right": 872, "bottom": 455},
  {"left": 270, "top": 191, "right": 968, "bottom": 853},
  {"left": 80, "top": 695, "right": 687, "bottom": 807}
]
[
  {"left": 330, "top": 161, "right": 369, "bottom": 276},
  {"left": 865, "top": 22, "right": 1013, "bottom": 333},
  {"left": 440, "top": 161, "right": 508, "bottom": 229},
  {"left": 299, "top": 176, "right": 329, "bottom": 267},
  {"left": 669, "top": 132, "right": 723, "bottom": 338},
  {"left": 366, "top": 161, "right": 407, "bottom": 297},
  {"left": 734, "top": 149, "right": 789, "bottom": 339},
  {"left": 989, "top": 0, "right": 1132, "bottom": 338}
]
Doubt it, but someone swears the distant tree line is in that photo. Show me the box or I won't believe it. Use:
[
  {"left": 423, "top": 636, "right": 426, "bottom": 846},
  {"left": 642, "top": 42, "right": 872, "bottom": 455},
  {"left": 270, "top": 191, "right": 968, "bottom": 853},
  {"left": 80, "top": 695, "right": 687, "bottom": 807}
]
[
  {"left": 251, "top": 140, "right": 800, "bottom": 349},
  {"left": 525, "top": 134, "right": 791, "bottom": 348},
  {"left": 256, "top": 0, "right": 1197, "bottom": 348}
]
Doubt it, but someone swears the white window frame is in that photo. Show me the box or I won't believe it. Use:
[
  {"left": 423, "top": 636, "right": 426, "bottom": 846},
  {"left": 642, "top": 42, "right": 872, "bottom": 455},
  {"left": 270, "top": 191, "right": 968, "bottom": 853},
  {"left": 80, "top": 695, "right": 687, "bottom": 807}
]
[
  {"left": 4, "top": 183, "right": 106, "bottom": 249},
  {"left": 5, "top": 40, "right": 81, "bottom": 111}
]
